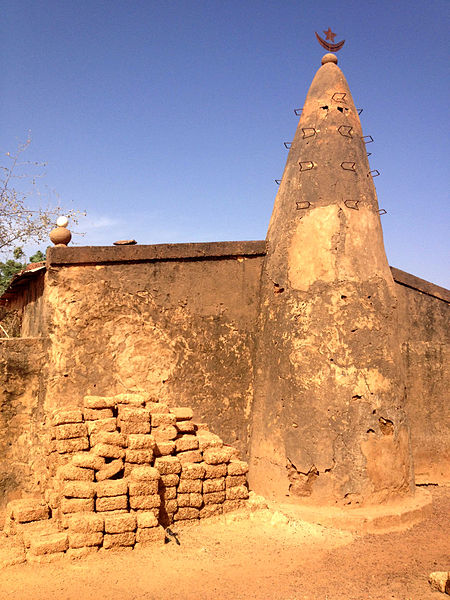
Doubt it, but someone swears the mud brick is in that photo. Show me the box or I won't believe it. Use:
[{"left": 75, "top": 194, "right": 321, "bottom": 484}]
[
  {"left": 90, "top": 431, "right": 126, "bottom": 447},
  {"left": 203, "top": 478, "right": 225, "bottom": 493},
  {"left": 93, "top": 443, "right": 125, "bottom": 460},
  {"left": 6, "top": 499, "right": 49, "bottom": 524},
  {"left": 226, "top": 475, "right": 247, "bottom": 488},
  {"left": 127, "top": 434, "right": 156, "bottom": 450},
  {"left": 54, "top": 422, "right": 88, "bottom": 440},
  {"left": 95, "top": 459, "right": 124, "bottom": 481},
  {"left": 181, "top": 463, "right": 206, "bottom": 480},
  {"left": 154, "top": 441, "right": 175, "bottom": 456},
  {"left": 66, "top": 513, "right": 104, "bottom": 533},
  {"left": 200, "top": 504, "right": 223, "bottom": 519},
  {"left": 174, "top": 507, "right": 199, "bottom": 521},
  {"left": 222, "top": 499, "right": 246, "bottom": 513},
  {"left": 196, "top": 423, "right": 209, "bottom": 432},
  {"left": 20, "top": 522, "right": 57, "bottom": 548},
  {"left": 28, "top": 532, "right": 68, "bottom": 556},
  {"left": 228, "top": 447, "right": 240, "bottom": 460},
  {"left": 136, "top": 512, "right": 158, "bottom": 529},
  {"left": 86, "top": 418, "right": 117, "bottom": 435},
  {"left": 61, "top": 498, "right": 94, "bottom": 514},
  {"left": 104, "top": 513, "right": 136, "bottom": 533},
  {"left": 155, "top": 456, "right": 182, "bottom": 475},
  {"left": 96, "top": 480, "right": 128, "bottom": 497},
  {"left": 129, "top": 495, "right": 160, "bottom": 510},
  {"left": 203, "top": 446, "right": 234, "bottom": 465},
  {"left": 171, "top": 407, "right": 194, "bottom": 421},
  {"left": 67, "top": 546, "right": 99, "bottom": 560},
  {"left": 151, "top": 413, "right": 176, "bottom": 427},
  {"left": 103, "top": 532, "right": 135, "bottom": 548},
  {"left": 175, "top": 420, "right": 196, "bottom": 434},
  {"left": 160, "top": 474, "right": 179, "bottom": 486},
  {"left": 114, "top": 392, "right": 147, "bottom": 406},
  {"left": 120, "top": 421, "right": 151, "bottom": 435},
  {"left": 226, "top": 485, "right": 249, "bottom": 500},
  {"left": 175, "top": 435, "right": 199, "bottom": 452},
  {"left": 177, "top": 494, "right": 190, "bottom": 507},
  {"left": 135, "top": 526, "right": 165, "bottom": 544},
  {"left": 178, "top": 479, "right": 202, "bottom": 494},
  {"left": 197, "top": 432, "right": 223, "bottom": 452},
  {"left": 227, "top": 460, "right": 249, "bottom": 476},
  {"left": 57, "top": 464, "right": 94, "bottom": 481},
  {"left": 203, "top": 463, "right": 227, "bottom": 479},
  {"left": 96, "top": 496, "right": 128, "bottom": 512},
  {"left": 130, "top": 466, "right": 160, "bottom": 481},
  {"left": 153, "top": 425, "right": 177, "bottom": 441},
  {"left": 129, "top": 481, "right": 159, "bottom": 496},
  {"left": 71, "top": 453, "right": 104, "bottom": 470},
  {"left": 178, "top": 450, "right": 202, "bottom": 464},
  {"left": 125, "top": 449, "right": 154, "bottom": 464},
  {"left": 27, "top": 552, "right": 66, "bottom": 564},
  {"left": 160, "top": 486, "right": 177, "bottom": 501},
  {"left": 84, "top": 408, "right": 114, "bottom": 421},
  {"left": 118, "top": 406, "right": 151, "bottom": 422},
  {"left": 69, "top": 531, "right": 103, "bottom": 548},
  {"left": 84, "top": 395, "right": 116, "bottom": 409},
  {"left": 45, "top": 491, "right": 61, "bottom": 510},
  {"left": 147, "top": 402, "right": 169, "bottom": 413},
  {"left": 203, "top": 491, "right": 226, "bottom": 505},
  {"left": 51, "top": 409, "right": 83, "bottom": 426},
  {"left": 189, "top": 493, "right": 203, "bottom": 508},
  {"left": 62, "top": 481, "right": 95, "bottom": 499},
  {"left": 55, "top": 437, "right": 89, "bottom": 454},
  {"left": 164, "top": 499, "right": 178, "bottom": 514}
]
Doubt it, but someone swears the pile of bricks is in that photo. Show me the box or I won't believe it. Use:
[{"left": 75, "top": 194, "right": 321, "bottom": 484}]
[{"left": 2, "top": 392, "right": 249, "bottom": 562}]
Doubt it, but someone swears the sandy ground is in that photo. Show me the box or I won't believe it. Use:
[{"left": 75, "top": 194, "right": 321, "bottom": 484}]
[{"left": 0, "top": 486, "right": 448, "bottom": 600}]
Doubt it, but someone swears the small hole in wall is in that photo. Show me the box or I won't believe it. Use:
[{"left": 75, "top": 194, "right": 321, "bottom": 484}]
[
  {"left": 367, "top": 295, "right": 371, "bottom": 299},
  {"left": 372, "top": 409, "right": 377, "bottom": 414},
  {"left": 63, "top": 374, "right": 68, "bottom": 378},
  {"left": 337, "top": 106, "right": 344, "bottom": 113},
  {"left": 367, "top": 428, "right": 376, "bottom": 434},
  {"left": 320, "top": 105, "right": 329, "bottom": 110},
  {"left": 330, "top": 358, "right": 334, "bottom": 362},
  {"left": 341, "top": 295, "right": 347, "bottom": 299}
]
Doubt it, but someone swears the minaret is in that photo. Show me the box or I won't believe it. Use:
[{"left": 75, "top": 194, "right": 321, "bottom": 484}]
[{"left": 249, "top": 53, "right": 414, "bottom": 506}]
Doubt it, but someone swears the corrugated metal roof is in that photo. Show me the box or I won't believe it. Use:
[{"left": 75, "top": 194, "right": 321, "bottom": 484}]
[{"left": 0, "top": 262, "right": 46, "bottom": 305}]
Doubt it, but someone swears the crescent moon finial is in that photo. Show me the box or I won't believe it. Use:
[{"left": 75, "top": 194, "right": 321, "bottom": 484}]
[{"left": 315, "top": 29, "right": 346, "bottom": 53}]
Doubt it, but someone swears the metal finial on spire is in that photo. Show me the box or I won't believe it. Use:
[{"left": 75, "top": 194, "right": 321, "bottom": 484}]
[{"left": 315, "top": 29, "right": 345, "bottom": 52}]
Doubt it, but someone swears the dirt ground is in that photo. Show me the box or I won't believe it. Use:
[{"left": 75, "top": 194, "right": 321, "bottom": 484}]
[{"left": 0, "top": 486, "right": 448, "bottom": 600}]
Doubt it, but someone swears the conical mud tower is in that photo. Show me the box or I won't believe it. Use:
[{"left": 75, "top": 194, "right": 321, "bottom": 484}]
[{"left": 249, "top": 53, "right": 415, "bottom": 506}]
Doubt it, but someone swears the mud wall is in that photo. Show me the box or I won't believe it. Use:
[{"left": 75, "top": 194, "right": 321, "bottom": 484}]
[
  {"left": 44, "top": 242, "right": 265, "bottom": 460},
  {"left": 0, "top": 338, "right": 49, "bottom": 523},
  {"left": 392, "top": 268, "right": 450, "bottom": 484}
]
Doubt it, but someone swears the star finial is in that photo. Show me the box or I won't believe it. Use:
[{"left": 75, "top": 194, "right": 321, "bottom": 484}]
[{"left": 323, "top": 28, "right": 337, "bottom": 42}]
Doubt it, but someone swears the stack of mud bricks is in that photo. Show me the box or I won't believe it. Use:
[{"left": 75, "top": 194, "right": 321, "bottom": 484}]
[{"left": 3, "top": 392, "right": 250, "bottom": 560}]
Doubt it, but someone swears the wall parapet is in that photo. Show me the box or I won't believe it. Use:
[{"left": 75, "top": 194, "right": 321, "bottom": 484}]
[
  {"left": 46, "top": 241, "right": 267, "bottom": 267},
  {"left": 391, "top": 267, "right": 450, "bottom": 303}
]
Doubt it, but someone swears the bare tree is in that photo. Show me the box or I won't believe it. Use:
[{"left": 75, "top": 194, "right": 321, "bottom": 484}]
[{"left": 0, "top": 135, "right": 83, "bottom": 253}]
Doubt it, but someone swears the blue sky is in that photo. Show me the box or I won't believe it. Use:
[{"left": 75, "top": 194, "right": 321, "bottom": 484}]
[{"left": 2, "top": 0, "right": 449, "bottom": 288}]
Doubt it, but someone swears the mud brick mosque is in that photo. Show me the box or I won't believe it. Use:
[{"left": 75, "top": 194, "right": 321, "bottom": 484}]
[{"left": 0, "top": 45, "right": 448, "bottom": 562}]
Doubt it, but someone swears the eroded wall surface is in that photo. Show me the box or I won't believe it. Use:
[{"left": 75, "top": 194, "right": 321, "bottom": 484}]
[
  {"left": 0, "top": 338, "right": 49, "bottom": 523},
  {"left": 44, "top": 243, "right": 265, "bottom": 460},
  {"left": 393, "top": 269, "right": 450, "bottom": 484}
]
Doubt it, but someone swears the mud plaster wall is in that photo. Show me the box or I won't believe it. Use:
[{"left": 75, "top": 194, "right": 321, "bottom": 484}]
[
  {"left": 0, "top": 338, "right": 49, "bottom": 523},
  {"left": 395, "top": 281, "right": 450, "bottom": 484},
  {"left": 44, "top": 248, "right": 264, "bottom": 461}
]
